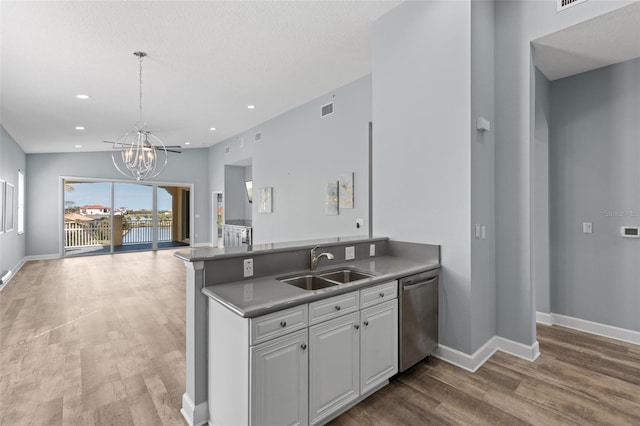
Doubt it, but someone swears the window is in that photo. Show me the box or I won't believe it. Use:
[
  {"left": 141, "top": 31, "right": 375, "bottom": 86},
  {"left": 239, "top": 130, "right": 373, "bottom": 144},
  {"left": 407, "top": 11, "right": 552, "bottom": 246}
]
[{"left": 17, "top": 170, "right": 24, "bottom": 234}]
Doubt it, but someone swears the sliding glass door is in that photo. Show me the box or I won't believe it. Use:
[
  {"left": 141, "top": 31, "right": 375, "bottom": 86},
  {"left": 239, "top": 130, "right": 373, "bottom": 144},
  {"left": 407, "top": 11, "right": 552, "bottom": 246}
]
[
  {"left": 63, "top": 179, "right": 190, "bottom": 257},
  {"left": 114, "top": 182, "right": 154, "bottom": 251},
  {"left": 64, "top": 181, "right": 112, "bottom": 256}
]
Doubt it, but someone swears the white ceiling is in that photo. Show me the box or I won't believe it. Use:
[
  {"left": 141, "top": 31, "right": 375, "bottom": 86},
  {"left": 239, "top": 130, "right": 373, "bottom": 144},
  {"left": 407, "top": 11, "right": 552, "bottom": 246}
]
[
  {"left": 1, "top": 1, "right": 401, "bottom": 154},
  {"left": 533, "top": 2, "right": 640, "bottom": 81}
]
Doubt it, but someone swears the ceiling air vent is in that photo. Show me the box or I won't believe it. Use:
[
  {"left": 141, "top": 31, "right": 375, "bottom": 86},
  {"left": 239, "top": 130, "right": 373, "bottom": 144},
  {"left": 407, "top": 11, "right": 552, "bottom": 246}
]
[
  {"left": 557, "top": 0, "right": 589, "bottom": 11},
  {"left": 255, "top": 132, "right": 262, "bottom": 142},
  {"left": 321, "top": 102, "right": 334, "bottom": 117},
  {"left": 225, "top": 146, "right": 231, "bottom": 154}
]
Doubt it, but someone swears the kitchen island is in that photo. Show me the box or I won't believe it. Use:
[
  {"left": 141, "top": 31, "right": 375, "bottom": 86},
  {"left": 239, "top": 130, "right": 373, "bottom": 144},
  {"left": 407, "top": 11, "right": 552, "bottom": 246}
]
[{"left": 175, "top": 237, "right": 439, "bottom": 426}]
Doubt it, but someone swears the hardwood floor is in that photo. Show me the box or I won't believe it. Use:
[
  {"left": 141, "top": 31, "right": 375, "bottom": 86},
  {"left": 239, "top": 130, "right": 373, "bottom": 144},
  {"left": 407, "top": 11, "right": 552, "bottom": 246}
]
[
  {"left": 330, "top": 325, "right": 640, "bottom": 425},
  {"left": 0, "top": 251, "right": 187, "bottom": 425},
  {"left": 2, "top": 252, "right": 639, "bottom": 425}
]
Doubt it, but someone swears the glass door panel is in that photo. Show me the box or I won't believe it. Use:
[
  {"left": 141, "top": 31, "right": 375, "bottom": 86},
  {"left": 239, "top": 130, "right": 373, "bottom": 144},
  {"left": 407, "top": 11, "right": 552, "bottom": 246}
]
[
  {"left": 114, "top": 183, "right": 153, "bottom": 252},
  {"left": 63, "top": 180, "right": 112, "bottom": 256},
  {"left": 158, "top": 186, "right": 190, "bottom": 248}
]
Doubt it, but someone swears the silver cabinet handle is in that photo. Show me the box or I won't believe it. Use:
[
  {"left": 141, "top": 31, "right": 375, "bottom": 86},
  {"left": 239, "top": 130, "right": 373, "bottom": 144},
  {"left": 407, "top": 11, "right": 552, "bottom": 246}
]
[
  {"left": 300, "top": 343, "right": 307, "bottom": 350},
  {"left": 280, "top": 321, "right": 286, "bottom": 327},
  {"left": 335, "top": 305, "right": 341, "bottom": 311},
  {"left": 354, "top": 324, "right": 360, "bottom": 330},
  {"left": 363, "top": 320, "right": 369, "bottom": 326},
  {"left": 379, "top": 292, "right": 385, "bottom": 298}
]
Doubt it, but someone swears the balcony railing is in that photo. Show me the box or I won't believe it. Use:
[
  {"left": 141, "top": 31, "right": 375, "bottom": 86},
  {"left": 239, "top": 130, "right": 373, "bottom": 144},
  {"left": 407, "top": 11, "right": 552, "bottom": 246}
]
[{"left": 64, "top": 219, "right": 173, "bottom": 248}]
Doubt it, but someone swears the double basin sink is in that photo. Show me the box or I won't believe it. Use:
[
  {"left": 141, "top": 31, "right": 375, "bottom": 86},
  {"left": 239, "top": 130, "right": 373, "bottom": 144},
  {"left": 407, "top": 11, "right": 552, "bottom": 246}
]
[{"left": 278, "top": 268, "right": 374, "bottom": 291}]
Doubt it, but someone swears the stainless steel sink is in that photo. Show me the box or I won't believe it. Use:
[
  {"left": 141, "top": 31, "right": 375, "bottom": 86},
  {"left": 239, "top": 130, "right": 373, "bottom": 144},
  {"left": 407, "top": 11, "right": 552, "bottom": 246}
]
[
  {"left": 280, "top": 275, "right": 337, "bottom": 291},
  {"left": 318, "top": 269, "right": 374, "bottom": 283},
  {"left": 279, "top": 268, "right": 374, "bottom": 291}
]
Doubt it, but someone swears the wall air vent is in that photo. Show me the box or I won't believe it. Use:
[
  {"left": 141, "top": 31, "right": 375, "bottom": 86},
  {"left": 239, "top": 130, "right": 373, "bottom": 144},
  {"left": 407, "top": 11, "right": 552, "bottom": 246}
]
[
  {"left": 225, "top": 146, "right": 231, "bottom": 154},
  {"left": 321, "top": 102, "right": 334, "bottom": 117},
  {"left": 255, "top": 132, "right": 262, "bottom": 142},
  {"left": 557, "top": 0, "right": 589, "bottom": 12}
]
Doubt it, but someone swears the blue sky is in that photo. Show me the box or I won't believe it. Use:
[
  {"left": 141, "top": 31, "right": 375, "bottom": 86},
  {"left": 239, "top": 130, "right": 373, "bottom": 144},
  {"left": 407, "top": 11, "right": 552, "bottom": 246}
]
[{"left": 64, "top": 182, "right": 172, "bottom": 211}]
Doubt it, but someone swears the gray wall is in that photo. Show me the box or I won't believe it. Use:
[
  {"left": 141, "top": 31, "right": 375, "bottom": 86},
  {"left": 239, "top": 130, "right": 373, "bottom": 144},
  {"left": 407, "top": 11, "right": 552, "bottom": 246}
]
[
  {"left": 209, "top": 75, "right": 371, "bottom": 245},
  {"left": 493, "top": 0, "right": 632, "bottom": 347},
  {"left": 26, "top": 148, "right": 209, "bottom": 257},
  {"left": 470, "top": 0, "right": 497, "bottom": 352},
  {"left": 0, "top": 125, "right": 26, "bottom": 274},
  {"left": 534, "top": 67, "right": 551, "bottom": 313},
  {"left": 549, "top": 58, "right": 640, "bottom": 331},
  {"left": 224, "top": 165, "right": 252, "bottom": 222},
  {"left": 372, "top": 1, "right": 473, "bottom": 353}
]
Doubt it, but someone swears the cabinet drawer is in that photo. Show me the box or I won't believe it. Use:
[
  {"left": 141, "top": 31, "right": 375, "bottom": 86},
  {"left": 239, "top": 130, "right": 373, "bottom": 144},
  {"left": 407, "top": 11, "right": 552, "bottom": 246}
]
[
  {"left": 250, "top": 304, "right": 308, "bottom": 345},
  {"left": 309, "top": 291, "right": 359, "bottom": 325},
  {"left": 360, "top": 281, "right": 397, "bottom": 309}
]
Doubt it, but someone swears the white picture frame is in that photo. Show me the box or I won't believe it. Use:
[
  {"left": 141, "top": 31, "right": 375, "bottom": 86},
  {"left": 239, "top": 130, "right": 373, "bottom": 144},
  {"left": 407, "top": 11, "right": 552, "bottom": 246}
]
[
  {"left": 339, "top": 172, "right": 354, "bottom": 209},
  {"left": 258, "top": 187, "right": 272, "bottom": 213},
  {"left": 0, "top": 180, "right": 5, "bottom": 234},
  {"left": 5, "top": 183, "right": 14, "bottom": 232},
  {"left": 326, "top": 181, "right": 338, "bottom": 215}
]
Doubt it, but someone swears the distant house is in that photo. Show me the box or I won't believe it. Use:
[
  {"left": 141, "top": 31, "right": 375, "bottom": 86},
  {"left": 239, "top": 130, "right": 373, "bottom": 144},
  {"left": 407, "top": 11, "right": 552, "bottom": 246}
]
[{"left": 80, "top": 205, "right": 110, "bottom": 215}]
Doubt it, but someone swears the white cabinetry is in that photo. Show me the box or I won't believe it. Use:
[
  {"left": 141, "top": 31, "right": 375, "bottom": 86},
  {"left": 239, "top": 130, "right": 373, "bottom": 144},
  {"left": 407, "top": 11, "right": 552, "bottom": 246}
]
[
  {"left": 208, "top": 280, "right": 398, "bottom": 426},
  {"left": 309, "top": 312, "right": 360, "bottom": 425},
  {"left": 360, "top": 299, "right": 398, "bottom": 394},
  {"left": 209, "top": 302, "right": 308, "bottom": 426},
  {"left": 251, "top": 329, "right": 308, "bottom": 426}
]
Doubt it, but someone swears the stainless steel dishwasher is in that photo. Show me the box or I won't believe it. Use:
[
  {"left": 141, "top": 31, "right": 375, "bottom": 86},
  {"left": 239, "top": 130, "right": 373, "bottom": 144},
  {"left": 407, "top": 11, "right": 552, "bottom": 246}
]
[{"left": 399, "top": 268, "right": 439, "bottom": 372}]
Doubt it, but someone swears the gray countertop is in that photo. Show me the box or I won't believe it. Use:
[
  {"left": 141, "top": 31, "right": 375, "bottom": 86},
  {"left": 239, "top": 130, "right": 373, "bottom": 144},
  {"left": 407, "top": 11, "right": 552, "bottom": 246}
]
[
  {"left": 175, "top": 235, "right": 388, "bottom": 262},
  {"left": 202, "top": 256, "right": 440, "bottom": 318}
]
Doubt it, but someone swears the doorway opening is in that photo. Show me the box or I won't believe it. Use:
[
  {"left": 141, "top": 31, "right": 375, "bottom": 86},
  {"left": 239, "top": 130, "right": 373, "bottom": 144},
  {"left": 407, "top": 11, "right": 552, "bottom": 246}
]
[{"left": 63, "top": 179, "right": 191, "bottom": 256}]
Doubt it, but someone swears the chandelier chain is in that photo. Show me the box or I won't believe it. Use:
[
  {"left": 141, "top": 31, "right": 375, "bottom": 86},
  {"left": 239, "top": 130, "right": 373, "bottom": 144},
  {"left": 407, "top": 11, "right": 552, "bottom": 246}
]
[
  {"left": 138, "top": 53, "right": 143, "bottom": 123},
  {"left": 111, "top": 50, "right": 167, "bottom": 181}
]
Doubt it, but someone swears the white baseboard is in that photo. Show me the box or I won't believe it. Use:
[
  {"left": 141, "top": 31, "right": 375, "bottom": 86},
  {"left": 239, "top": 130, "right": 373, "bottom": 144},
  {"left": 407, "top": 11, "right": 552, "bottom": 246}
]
[
  {"left": 0, "top": 257, "right": 27, "bottom": 291},
  {"left": 24, "top": 253, "right": 60, "bottom": 261},
  {"left": 536, "top": 311, "right": 552, "bottom": 325},
  {"left": 181, "top": 393, "right": 208, "bottom": 426},
  {"left": 192, "top": 242, "right": 213, "bottom": 248},
  {"left": 537, "top": 311, "right": 640, "bottom": 346},
  {"left": 435, "top": 335, "right": 540, "bottom": 373}
]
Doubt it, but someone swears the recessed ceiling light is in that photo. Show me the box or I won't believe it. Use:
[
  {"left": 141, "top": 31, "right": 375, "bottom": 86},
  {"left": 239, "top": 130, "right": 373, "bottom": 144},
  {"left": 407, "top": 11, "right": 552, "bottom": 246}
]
[
  {"left": 209, "top": 127, "right": 216, "bottom": 131},
  {"left": 185, "top": 142, "right": 191, "bottom": 145},
  {"left": 76, "top": 94, "right": 90, "bottom": 99},
  {"left": 247, "top": 105, "right": 255, "bottom": 110},
  {"left": 74, "top": 126, "right": 85, "bottom": 130},
  {"left": 74, "top": 144, "right": 83, "bottom": 148}
]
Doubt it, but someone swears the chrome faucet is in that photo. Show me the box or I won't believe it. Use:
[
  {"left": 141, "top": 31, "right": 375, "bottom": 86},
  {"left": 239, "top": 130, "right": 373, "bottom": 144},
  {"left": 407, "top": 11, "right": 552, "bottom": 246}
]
[{"left": 310, "top": 245, "right": 334, "bottom": 271}]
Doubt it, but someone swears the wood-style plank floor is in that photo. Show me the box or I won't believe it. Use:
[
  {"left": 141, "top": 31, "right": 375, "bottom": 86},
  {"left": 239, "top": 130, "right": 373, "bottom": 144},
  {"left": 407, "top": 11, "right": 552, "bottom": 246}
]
[
  {"left": 0, "top": 251, "right": 187, "bottom": 425},
  {"left": 2, "top": 251, "right": 640, "bottom": 425},
  {"left": 330, "top": 326, "right": 640, "bottom": 425}
]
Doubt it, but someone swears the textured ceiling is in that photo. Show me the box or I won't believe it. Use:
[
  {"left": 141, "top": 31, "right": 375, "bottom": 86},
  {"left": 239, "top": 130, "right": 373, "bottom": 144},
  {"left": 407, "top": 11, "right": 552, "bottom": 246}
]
[
  {"left": 533, "top": 2, "right": 640, "bottom": 81},
  {"left": 1, "top": 1, "right": 401, "bottom": 153}
]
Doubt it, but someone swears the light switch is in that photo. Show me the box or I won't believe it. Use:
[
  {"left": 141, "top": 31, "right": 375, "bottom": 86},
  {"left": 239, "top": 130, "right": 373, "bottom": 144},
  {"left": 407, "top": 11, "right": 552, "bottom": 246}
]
[
  {"left": 583, "top": 222, "right": 593, "bottom": 234},
  {"left": 481, "top": 226, "right": 487, "bottom": 240},
  {"left": 475, "top": 224, "right": 481, "bottom": 239}
]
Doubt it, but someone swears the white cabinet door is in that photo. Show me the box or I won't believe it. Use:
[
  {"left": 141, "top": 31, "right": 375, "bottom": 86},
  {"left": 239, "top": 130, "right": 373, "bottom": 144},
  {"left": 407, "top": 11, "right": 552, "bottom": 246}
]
[
  {"left": 309, "top": 312, "right": 360, "bottom": 425},
  {"left": 250, "top": 329, "right": 308, "bottom": 426},
  {"left": 360, "top": 299, "right": 398, "bottom": 395}
]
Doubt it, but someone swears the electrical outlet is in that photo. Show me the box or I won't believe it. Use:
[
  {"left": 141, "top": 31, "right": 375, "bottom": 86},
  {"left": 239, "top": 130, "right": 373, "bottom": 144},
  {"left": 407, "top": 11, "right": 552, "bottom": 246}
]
[
  {"left": 243, "top": 259, "right": 253, "bottom": 277},
  {"left": 356, "top": 218, "right": 364, "bottom": 229},
  {"left": 345, "top": 246, "right": 355, "bottom": 260},
  {"left": 369, "top": 244, "right": 375, "bottom": 256}
]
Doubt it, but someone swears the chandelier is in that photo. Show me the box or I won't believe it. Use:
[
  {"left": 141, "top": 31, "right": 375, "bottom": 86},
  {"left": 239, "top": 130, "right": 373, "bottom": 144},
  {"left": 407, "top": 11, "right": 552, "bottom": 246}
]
[{"left": 111, "top": 51, "right": 168, "bottom": 181}]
